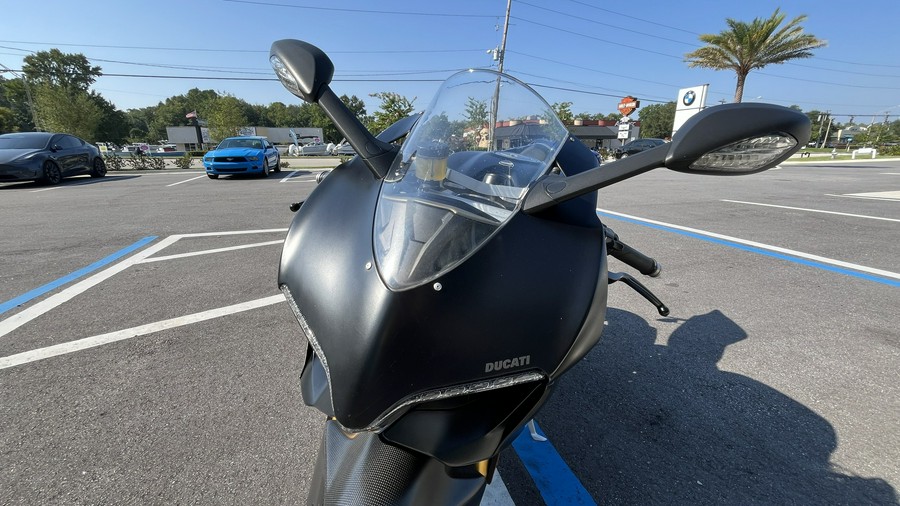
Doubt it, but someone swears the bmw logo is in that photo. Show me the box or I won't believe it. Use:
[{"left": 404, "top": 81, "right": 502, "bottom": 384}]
[{"left": 683, "top": 90, "right": 696, "bottom": 106}]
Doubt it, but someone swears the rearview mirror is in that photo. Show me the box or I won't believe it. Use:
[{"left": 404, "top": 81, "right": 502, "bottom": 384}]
[
  {"left": 270, "top": 39, "right": 395, "bottom": 178},
  {"left": 666, "top": 103, "right": 811, "bottom": 175},
  {"left": 523, "top": 103, "right": 810, "bottom": 213},
  {"left": 269, "top": 40, "right": 334, "bottom": 103}
]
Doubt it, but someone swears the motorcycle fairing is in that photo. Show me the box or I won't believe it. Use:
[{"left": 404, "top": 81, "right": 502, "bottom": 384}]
[{"left": 278, "top": 150, "right": 607, "bottom": 432}]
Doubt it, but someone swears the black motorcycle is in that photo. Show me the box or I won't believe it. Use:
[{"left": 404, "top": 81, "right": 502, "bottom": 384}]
[{"left": 269, "top": 39, "right": 810, "bottom": 505}]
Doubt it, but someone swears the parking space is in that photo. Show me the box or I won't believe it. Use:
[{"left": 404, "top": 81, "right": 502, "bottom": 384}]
[{"left": 1, "top": 162, "right": 898, "bottom": 504}]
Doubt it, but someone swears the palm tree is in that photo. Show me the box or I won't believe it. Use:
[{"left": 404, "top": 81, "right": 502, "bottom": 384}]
[{"left": 685, "top": 9, "right": 826, "bottom": 102}]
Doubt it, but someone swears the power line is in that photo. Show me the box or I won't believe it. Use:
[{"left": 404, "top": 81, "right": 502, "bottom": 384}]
[
  {"left": 0, "top": 39, "right": 483, "bottom": 55},
  {"left": 563, "top": 0, "right": 701, "bottom": 36},
  {"left": 3, "top": 67, "right": 895, "bottom": 118},
  {"left": 511, "top": 16, "right": 683, "bottom": 59},
  {"left": 516, "top": 0, "right": 698, "bottom": 47},
  {"left": 221, "top": 0, "right": 497, "bottom": 18}
]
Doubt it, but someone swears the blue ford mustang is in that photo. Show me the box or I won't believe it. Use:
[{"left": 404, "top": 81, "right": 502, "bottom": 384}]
[{"left": 203, "top": 136, "right": 281, "bottom": 179}]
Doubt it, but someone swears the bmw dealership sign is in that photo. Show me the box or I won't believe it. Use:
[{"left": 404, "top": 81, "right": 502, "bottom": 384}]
[{"left": 672, "top": 84, "right": 709, "bottom": 136}]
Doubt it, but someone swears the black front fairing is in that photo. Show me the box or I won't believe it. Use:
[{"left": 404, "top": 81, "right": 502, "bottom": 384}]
[{"left": 278, "top": 147, "right": 606, "bottom": 431}]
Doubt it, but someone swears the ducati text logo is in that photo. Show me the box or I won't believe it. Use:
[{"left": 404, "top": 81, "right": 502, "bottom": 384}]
[
  {"left": 485, "top": 355, "right": 531, "bottom": 373},
  {"left": 682, "top": 90, "right": 696, "bottom": 106}
]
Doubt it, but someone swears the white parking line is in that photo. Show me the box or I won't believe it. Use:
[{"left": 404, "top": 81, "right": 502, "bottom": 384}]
[
  {"left": 826, "top": 193, "right": 900, "bottom": 202},
  {"left": 0, "top": 236, "right": 179, "bottom": 339},
  {"left": 597, "top": 208, "right": 900, "bottom": 281},
  {"left": 167, "top": 175, "right": 207, "bottom": 187},
  {"left": 280, "top": 171, "right": 300, "bottom": 183},
  {"left": 0, "top": 229, "right": 288, "bottom": 339},
  {"left": 721, "top": 199, "right": 900, "bottom": 223},
  {"left": 0, "top": 295, "right": 286, "bottom": 370},
  {"left": 29, "top": 179, "right": 108, "bottom": 193},
  {"left": 141, "top": 240, "right": 284, "bottom": 263},
  {"left": 178, "top": 229, "right": 288, "bottom": 237},
  {"left": 843, "top": 190, "right": 900, "bottom": 200},
  {"left": 280, "top": 171, "right": 317, "bottom": 183}
]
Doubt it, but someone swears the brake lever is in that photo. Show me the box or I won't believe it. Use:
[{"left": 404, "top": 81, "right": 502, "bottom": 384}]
[{"left": 608, "top": 271, "right": 670, "bottom": 316}]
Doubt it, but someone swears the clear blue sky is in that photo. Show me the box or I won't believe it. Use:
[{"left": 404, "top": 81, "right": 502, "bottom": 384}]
[{"left": 1, "top": 0, "right": 898, "bottom": 123}]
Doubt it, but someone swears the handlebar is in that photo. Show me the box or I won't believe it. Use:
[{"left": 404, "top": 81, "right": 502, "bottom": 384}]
[{"left": 604, "top": 226, "right": 661, "bottom": 277}]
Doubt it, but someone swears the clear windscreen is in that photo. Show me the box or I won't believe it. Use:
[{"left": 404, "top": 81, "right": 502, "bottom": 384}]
[{"left": 374, "top": 70, "right": 569, "bottom": 290}]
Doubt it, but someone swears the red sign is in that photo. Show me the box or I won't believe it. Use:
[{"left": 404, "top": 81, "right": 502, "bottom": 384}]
[{"left": 617, "top": 96, "right": 640, "bottom": 116}]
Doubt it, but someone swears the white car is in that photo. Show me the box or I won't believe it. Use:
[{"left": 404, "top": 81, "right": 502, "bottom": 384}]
[
  {"left": 297, "top": 142, "right": 329, "bottom": 156},
  {"left": 331, "top": 141, "right": 356, "bottom": 156}
]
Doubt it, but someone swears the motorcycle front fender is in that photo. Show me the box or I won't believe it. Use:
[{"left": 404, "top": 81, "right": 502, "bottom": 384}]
[{"left": 308, "top": 420, "right": 490, "bottom": 506}]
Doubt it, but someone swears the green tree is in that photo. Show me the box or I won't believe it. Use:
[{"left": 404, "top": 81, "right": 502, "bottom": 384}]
[
  {"left": 341, "top": 94, "right": 368, "bottom": 122},
  {"left": 551, "top": 101, "right": 574, "bottom": 123},
  {"left": 91, "top": 92, "right": 130, "bottom": 144},
  {"left": 0, "top": 106, "right": 15, "bottom": 133},
  {"left": 34, "top": 85, "right": 103, "bottom": 140},
  {"left": 20, "top": 49, "right": 114, "bottom": 138},
  {"left": 637, "top": 102, "right": 676, "bottom": 138},
  {"left": 369, "top": 92, "right": 416, "bottom": 135},
  {"left": 685, "top": 9, "right": 826, "bottom": 102},
  {"left": 575, "top": 111, "right": 622, "bottom": 122},
  {"left": 264, "top": 101, "right": 308, "bottom": 128},
  {"left": 2, "top": 75, "right": 36, "bottom": 131},
  {"left": 208, "top": 95, "right": 249, "bottom": 141},
  {"left": 145, "top": 88, "right": 222, "bottom": 140},
  {"left": 125, "top": 106, "right": 155, "bottom": 142},
  {"left": 464, "top": 97, "right": 488, "bottom": 129},
  {"left": 22, "top": 49, "right": 101, "bottom": 92}
]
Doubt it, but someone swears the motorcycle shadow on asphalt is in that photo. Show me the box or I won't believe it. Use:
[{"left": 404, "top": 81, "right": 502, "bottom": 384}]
[{"left": 504, "top": 308, "right": 898, "bottom": 506}]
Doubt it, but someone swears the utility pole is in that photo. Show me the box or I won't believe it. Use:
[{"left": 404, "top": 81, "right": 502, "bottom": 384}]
[
  {"left": 497, "top": 0, "right": 511, "bottom": 74},
  {"left": 488, "top": 0, "right": 512, "bottom": 151},
  {"left": 874, "top": 111, "right": 891, "bottom": 146},
  {"left": 816, "top": 113, "right": 829, "bottom": 148},
  {"left": 822, "top": 115, "right": 833, "bottom": 149}
]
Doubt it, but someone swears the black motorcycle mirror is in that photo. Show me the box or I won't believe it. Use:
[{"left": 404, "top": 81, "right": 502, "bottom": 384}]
[
  {"left": 523, "top": 103, "right": 811, "bottom": 213},
  {"left": 269, "top": 39, "right": 396, "bottom": 179}
]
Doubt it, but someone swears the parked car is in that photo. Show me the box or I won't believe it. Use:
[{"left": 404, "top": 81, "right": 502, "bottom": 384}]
[
  {"left": 297, "top": 141, "right": 329, "bottom": 156},
  {"left": 330, "top": 140, "right": 356, "bottom": 156},
  {"left": 0, "top": 132, "right": 106, "bottom": 185},
  {"left": 202, "top": 136, "right": 280, "bottom": 179},
  {"left": 614, "top": 138, "right": 666, "bottom": 159}
]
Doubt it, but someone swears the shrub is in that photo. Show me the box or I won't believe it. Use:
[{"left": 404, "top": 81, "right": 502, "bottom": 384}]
[
  {"left": 879, "top": 145, "right": 900, "bottom": 156},
  {"left": 126, "top": 151, "right": 149, "bottom": 170},
  {"left": 147, "top": 156, "right": 166, "bottom": 170},
  {"left": 174, "top": 153, "right": 193, "bottom": 169},
  {"left": 279, "top": 160, "right": 290, "bottom": 169},
  {"left": 103, "top": 152, "right": 125, "bottom": 171}
]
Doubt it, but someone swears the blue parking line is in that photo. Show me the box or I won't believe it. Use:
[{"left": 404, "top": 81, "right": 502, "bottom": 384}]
[
  {"left": 597, "top": 211, "right": 900, "bottom": 288},
  {"left": 512, "top": 421, "right": 597, "bottom": 505},
  {"left": 0, "top": 236, "right": 158, "bottom": 316}
]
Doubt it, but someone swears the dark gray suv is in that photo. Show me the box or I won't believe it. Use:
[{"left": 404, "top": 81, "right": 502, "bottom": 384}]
[{"left": 614, "top": 138, "right": 666, "bottom": 159}]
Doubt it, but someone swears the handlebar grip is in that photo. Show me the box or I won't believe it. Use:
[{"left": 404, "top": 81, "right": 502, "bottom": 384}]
[
  {"left": 604, "top": 226, "right": 661, "bottom": 277},
  {"left": 610, "top": 242, "right": 661, "bottom": 277}
]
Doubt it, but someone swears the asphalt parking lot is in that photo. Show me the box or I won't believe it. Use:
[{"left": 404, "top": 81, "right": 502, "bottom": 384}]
[{"left": 1, "top": 160, "right": 898, "bottom": 505}]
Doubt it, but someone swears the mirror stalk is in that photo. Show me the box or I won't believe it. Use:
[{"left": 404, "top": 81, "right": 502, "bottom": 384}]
[
  {"left": 523, "top": 145, "right": 667, "bottom": 214},
  {"left": 317, "top": 87, "right": 395, "bottom": 179}
]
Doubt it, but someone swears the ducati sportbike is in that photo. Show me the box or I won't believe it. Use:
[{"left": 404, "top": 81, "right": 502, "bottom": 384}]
[{"left": 269, "top": 39, "right": 810, "bottom": 505}]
